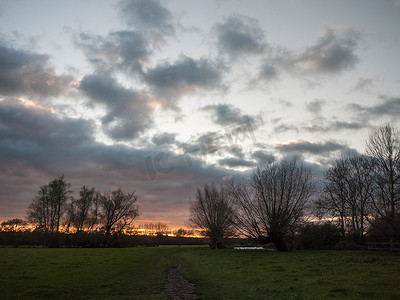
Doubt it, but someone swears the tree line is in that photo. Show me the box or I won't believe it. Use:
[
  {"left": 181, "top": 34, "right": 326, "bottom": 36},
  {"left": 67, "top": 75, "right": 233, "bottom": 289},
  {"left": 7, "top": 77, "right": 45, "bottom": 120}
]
[
  {"left": 25, "top": 178, "right": 138, "bottom": 247},
  {"left": 190, "top": 124, "right": 400, "bottom": 250}
]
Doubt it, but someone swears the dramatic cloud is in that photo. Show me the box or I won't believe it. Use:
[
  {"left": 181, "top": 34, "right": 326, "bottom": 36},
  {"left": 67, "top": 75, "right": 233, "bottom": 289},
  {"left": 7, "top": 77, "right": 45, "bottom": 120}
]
[
  {"left": 0, "top": 96, "right": 237, "bottom": 224},
  {"left": 143, "top": 56, "right": 224, "bottom": 104},
  {"left": 275, "top": 140, "right": 348, "bottom": 156},
  {"left": 79, "top": 72, "right": 154, "bottom": 140},
  {"left": 0, "top": 41, "right": 73, "bottom": 98},
  {"left": 0, "top": 97, "right": 95, "bottom": 175},
  {"left": 76, "top": 30, "right": 150, "bottom": 73},
  {"left": 119, "top": 0, "right": 176, "bottom": 37},
  {"left": 296, "top": 27, "right": 361, "bottom": 74},
  {"left": 1, "top": 1, "right": 399, "bottom": 229},
  {"left": 202, "top": 103, "right": 261, "bottom": 127},
  {"left": 214, "top": 15, "right": 267, "bottom": 58}
]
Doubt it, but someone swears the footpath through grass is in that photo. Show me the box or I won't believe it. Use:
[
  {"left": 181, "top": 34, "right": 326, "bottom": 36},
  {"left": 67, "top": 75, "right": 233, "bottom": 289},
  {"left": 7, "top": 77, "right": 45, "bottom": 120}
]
[{"left": 1, "top": 246, "right": 399, "bottom": 299}]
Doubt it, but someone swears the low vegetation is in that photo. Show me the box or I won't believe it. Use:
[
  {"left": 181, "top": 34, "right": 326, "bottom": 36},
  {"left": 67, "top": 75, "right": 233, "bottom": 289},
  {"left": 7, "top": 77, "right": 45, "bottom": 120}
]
[{"left": 1, "top": 246, "right": 399, "bottom": 299}]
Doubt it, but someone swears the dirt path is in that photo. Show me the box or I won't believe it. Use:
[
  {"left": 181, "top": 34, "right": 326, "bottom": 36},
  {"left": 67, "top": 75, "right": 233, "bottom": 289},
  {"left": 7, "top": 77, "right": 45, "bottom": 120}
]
[{"left": 164, "top": 265, "right": 197, "bottom": 299}]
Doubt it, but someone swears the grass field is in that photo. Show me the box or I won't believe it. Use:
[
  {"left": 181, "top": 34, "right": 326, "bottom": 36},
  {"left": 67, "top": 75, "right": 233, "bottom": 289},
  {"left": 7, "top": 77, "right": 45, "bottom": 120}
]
[{"left": 1, "top": 246, "right": 399, "bottom": 299}]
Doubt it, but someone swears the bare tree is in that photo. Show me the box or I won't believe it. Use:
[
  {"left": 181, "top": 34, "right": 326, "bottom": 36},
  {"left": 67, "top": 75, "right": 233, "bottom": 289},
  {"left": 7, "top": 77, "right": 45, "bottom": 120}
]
[
  {"left": 366, "top": 124, "right": 400, "bottom": 242},
  {"left": 227, "top": 158, "right": 315, "bottom": 251},
  {"left": 317, "top": 154, "right": 373, "bottom": 240},
  {"left": 317, "top": 158, "right": 350, "bottom": 236},
  {"left": 189, "top": 183, "right": 236, "bottom": 249},
  {"left": 27, "top": 185, "right": 50, "bottom": 231},
  {"left": 27, "top": 176, "right": 71, "bottom": 247},
  {"left": 99, "top": 188, "right": 139, "bottom": 245},
  {"left": 67, "top": 186, "right": 99, "bottom": 232}
]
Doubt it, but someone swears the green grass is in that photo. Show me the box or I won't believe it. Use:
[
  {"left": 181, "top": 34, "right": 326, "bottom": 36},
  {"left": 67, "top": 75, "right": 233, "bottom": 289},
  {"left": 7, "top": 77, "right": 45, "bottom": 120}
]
[
  {"left": 178, "top": 248, "right": 400, "bottom": 299},
  {"left": 1, "top": 246, "right": 399, "bottom": 299},
  {"left": 0, "top": 247, "right": 177, "bottom": 299}
]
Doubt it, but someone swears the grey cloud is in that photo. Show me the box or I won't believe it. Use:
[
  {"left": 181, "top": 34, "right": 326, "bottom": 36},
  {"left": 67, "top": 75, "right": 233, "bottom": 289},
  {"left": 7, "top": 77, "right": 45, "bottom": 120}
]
[
  {"left": 276, "top": 140, "right": 348, "bottom": 156},
  {"left": 251, "top": 150, "right": 275, "bottom": 164},
  {"left": 0, "top": 41, "right": 73, "bottom": 98},
  {"left": 0, "top": 97, "right": 94, "bottom": 149},
  {"left": 274, "top": 124, "right": 299, "bottom": 133},
  {"left": 143, "top": 56, "right": 224, "bottom": 104},
  {"left": 228, "top": 145, "right": 245, "bottom": 159},
  {"left": 79, "top": 72, "right": 154, "bottom": 140},
  {"left": 258, "top": 63, "right": 279, "bottom": 81},
  {"left": 214, "top": 15, "right": 267, "bottom": 58},
  {"left": 256, "top": 27, "right": 361, "bottom": 84},
  {"left": 306, "top": 99, "right": 325, "bottom": 114},
  {"left": 152, "top": 132, "right": 176, "bottom": 145},
  {"left": 350, "top": 77, "right": 373, "bottom": 93},
  {"left": 219, "top": 157, "right": 254, "bottom": 168},
  {"left": 274, "top": 119, "right": 364, "bottom": 134},
  {"left": 119, "top": 0, "right": 175, "bottom": 37},
  {"left": 202, "top": 103, "right": 261, "bottom": 127},
  {"left": 0, "top": 97, "right": 95, "bottom": 175},
  {"left": 303, "top": 121, "right": 364, "bottom": 132},
  {"left": 296, "top": 27, "right": 361, "bottom": 74},
  {"left": 76, "top": 30, "right": 150, "bottom": 73},
  {"left": 348, "top": 97, "right": 400, "bottom": 117}
]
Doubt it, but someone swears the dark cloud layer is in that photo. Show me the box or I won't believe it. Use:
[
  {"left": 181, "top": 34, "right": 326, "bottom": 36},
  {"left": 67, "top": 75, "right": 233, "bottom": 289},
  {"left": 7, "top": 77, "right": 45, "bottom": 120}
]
[
  {"left": 79, "top": 72, "right": 154, "bottom": 140},
  {"left": 0, "top": 41, "right": 73, "bottom": 98},
  {"left": 0, "top": 98, "right": 94, "bottom": 149},
  {"left": 0, "top": 96, "right": 236, "bottom": 224}
]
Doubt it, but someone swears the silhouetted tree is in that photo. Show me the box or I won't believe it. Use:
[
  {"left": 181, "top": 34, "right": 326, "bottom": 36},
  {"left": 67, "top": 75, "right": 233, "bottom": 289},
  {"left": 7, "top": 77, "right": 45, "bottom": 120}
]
[
  {"left": 99, "top": 188, "right": 139, "bottom": 246},
  {"left": 189, "top": 183, "right": 236, "bottom": 249},
  {"left": 316, "top": 154, "right": 373, "bottom": 240},
  {"left": 366, "top": 124, "right": 400, "bottom": 242},
  {"left": 27, "top": 176, "right": 71, "bottom": 246},
  {"left": 67, "top": 186, "right": 99, "bottom": 232},
  {"left": 227, "top": 158, "right": 315, "bottom": 251}
]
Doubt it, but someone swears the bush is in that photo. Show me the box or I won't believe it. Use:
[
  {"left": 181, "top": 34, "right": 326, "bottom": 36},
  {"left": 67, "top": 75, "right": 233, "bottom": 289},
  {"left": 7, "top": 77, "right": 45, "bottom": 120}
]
[
  {"left": 334, "top": 240, "right": 362, "bottom": 250},
  {"left": 295, "top": 223, "right": 341, "bottom": 250}
]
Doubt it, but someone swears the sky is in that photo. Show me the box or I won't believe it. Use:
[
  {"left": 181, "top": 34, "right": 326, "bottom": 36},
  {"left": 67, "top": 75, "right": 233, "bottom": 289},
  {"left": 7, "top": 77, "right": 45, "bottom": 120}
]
[{"left": 0, "top": 0, "right": 399, "bottom": 229}]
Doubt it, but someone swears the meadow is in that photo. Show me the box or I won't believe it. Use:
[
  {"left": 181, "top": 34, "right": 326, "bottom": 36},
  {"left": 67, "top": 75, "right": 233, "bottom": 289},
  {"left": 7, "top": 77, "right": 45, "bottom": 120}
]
[{"left": 1, "top": 246, "right": 399, "bottom": 299}]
